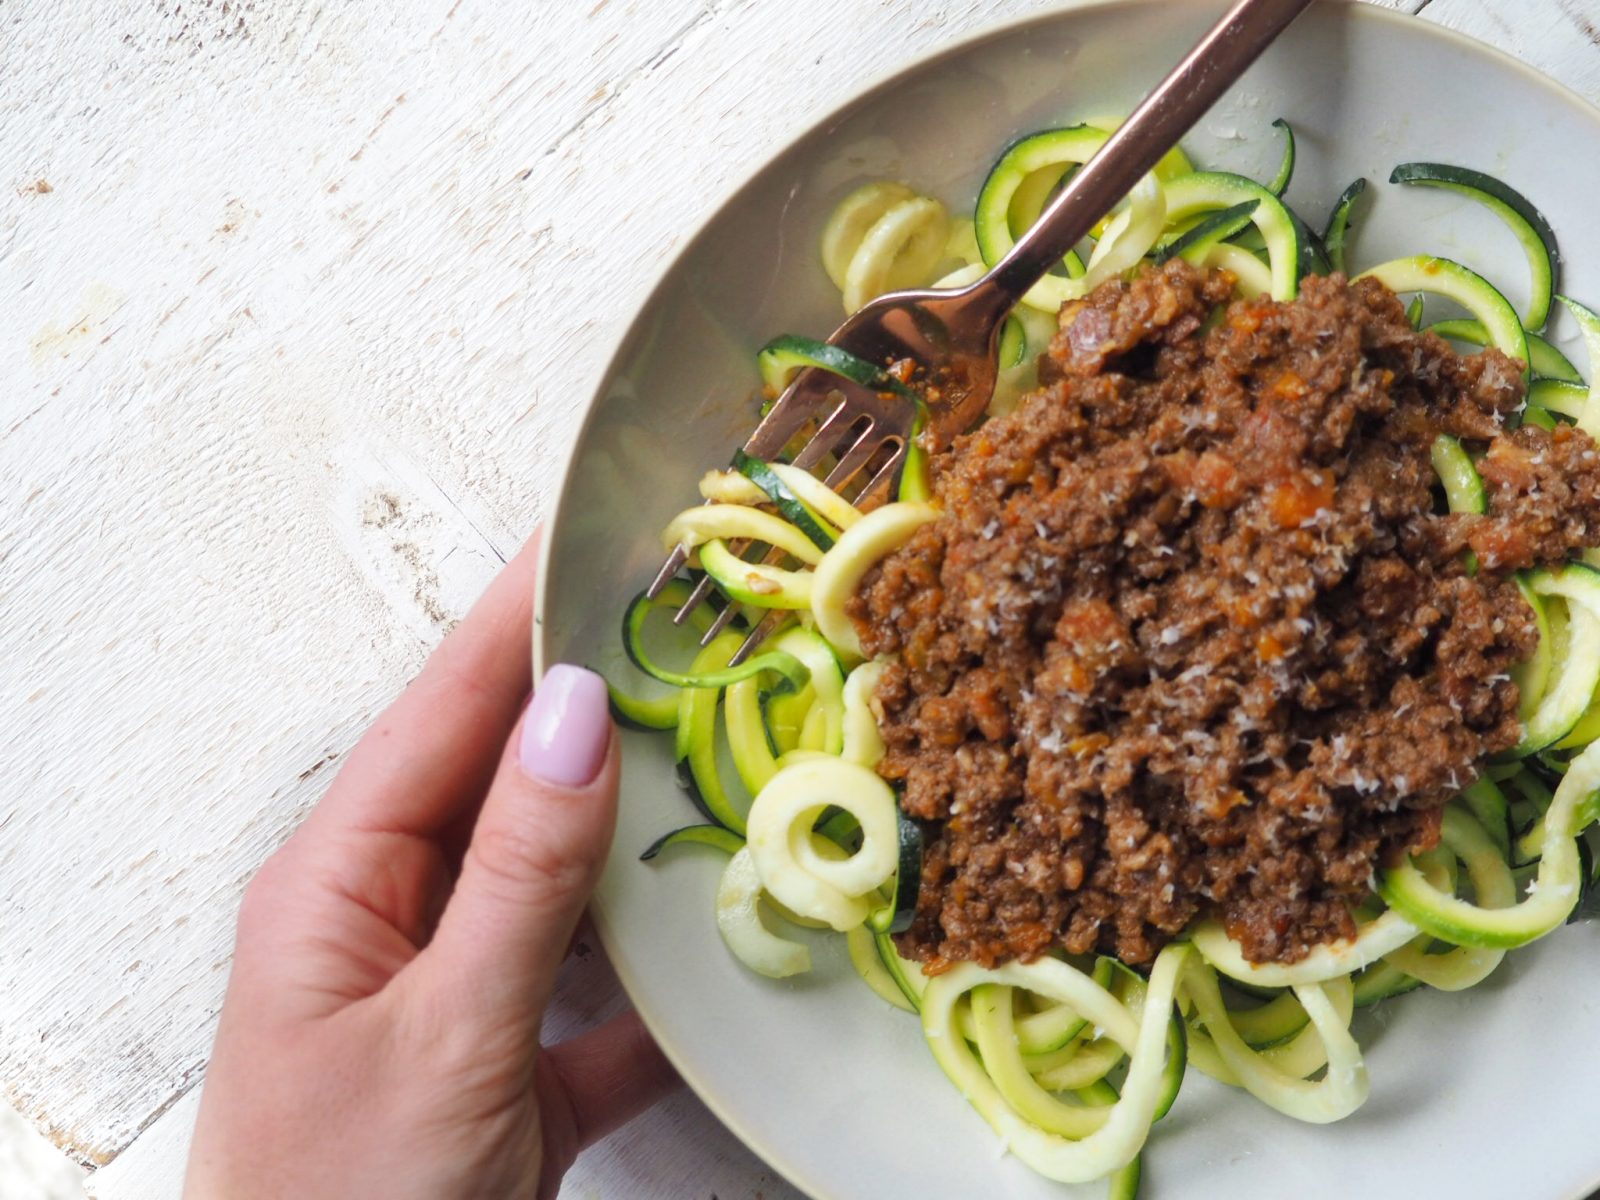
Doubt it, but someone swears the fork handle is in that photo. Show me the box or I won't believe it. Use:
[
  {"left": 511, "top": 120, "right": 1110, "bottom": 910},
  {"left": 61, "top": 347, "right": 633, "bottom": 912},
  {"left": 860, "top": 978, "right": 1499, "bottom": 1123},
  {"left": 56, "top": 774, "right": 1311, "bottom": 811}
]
[{"left": 974, "top": 0, "right": 1316, "bottom": 314}]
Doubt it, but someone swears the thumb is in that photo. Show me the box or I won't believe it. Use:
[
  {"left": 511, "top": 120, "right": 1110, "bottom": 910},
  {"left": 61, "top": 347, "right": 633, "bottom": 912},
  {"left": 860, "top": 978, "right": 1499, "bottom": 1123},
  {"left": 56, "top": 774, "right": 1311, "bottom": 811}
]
[{"left": 416, "top": 663, "right": 618, "bottom": 1037}]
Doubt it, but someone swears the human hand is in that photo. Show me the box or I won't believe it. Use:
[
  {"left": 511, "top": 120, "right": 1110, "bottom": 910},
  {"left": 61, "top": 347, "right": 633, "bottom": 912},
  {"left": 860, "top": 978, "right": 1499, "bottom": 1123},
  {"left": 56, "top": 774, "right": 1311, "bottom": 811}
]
[{"left": 185, "top": 535, "right": 678, "bottom": 1199}]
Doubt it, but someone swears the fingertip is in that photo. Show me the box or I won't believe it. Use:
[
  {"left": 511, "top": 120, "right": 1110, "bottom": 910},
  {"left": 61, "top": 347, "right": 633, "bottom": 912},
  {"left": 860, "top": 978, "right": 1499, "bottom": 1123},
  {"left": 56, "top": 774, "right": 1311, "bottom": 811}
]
[{"left": 520, "top": 664, "right": 612, "bottom": 788}]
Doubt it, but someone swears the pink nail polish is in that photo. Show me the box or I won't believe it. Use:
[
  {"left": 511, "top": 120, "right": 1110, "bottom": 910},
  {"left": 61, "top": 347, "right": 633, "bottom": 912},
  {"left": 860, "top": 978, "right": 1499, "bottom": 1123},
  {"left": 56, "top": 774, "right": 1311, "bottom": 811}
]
[{"left": 520, "top": 664, "right": 611, "bottom": 786}]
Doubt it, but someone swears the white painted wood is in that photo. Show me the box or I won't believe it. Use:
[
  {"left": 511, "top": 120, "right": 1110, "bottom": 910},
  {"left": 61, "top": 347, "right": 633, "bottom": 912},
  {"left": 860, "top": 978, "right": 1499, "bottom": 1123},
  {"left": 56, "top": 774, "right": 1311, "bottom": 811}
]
[
  {"left": 76, "top": 1094, "right": 197, "bottom": 1200},
  {"left": 0, "top": 1104, "right": 84, "bottom": 1200},
  {"left": 0, "top": 0, "right": 1589, "bottom": 1196},
  {"left": 1422, "top": 0, "right": 1600, "bottom": 101}
]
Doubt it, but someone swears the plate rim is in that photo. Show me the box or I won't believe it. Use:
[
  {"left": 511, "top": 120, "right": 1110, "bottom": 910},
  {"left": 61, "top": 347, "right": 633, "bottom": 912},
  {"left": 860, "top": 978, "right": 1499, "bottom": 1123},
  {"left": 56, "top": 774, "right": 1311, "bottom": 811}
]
[{"left": 533, "top": 4, "right": 1600, "bottom": 1197}]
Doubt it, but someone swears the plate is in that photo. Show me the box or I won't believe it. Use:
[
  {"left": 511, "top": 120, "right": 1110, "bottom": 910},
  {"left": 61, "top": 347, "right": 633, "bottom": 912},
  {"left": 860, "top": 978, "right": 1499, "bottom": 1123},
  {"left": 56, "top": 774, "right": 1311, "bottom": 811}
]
[{"left": 536, "top": 3, "right": 1600, "bottom": 1197}]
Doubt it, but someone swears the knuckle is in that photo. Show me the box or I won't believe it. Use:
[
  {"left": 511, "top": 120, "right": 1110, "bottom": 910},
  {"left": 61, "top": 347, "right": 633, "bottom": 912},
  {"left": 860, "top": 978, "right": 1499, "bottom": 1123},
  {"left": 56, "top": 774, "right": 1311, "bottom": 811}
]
[{"left": 465, "top": 820, "right": 597, "bottom": 907}]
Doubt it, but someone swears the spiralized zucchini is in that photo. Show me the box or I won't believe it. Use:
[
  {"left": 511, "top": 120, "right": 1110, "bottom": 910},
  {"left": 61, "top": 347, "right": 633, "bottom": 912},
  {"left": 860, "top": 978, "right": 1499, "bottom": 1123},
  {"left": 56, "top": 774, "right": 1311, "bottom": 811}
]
[
  {"left": 614, "top": 116, "right": 1600, "bottom": 1199},
  {"left": 1183, "top": 967, "right": 1368, "bottom": 1124},
  {"left": 746, "top": 756, "right": 900, "bottom": 930},
  {"left": 921, "top": 948, "right": 1188, "bottom": 1182},
  {"left": 822, "top": 183, "right": 950, "bottom": 315},
  {"left": 715, "top": 848, "right": 810, "bottom": 979},
  {"left": 810, "top": 502, "right": 939, "bottom": 658}
]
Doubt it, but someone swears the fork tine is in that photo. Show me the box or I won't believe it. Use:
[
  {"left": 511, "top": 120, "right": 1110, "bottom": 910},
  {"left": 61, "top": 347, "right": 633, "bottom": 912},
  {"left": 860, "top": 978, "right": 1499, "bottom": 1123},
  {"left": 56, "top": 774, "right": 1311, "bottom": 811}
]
[
  {"left": 699, "top": 594, "right": 743, "bottom": 645},
  {"left": 647, "top": 544, "right": 689, "bottom": 600},
  {"left": 647, "top": 363, "right": 919, "bottom": 664},
  {"left": 672, "top": 428, "right": 906, "bottom": 654},
  {"left": 726, "top": 438, "right": 903, "bottom": 664},
  {"left": 855, "top": 441, "right": 908, "bottom": 509},
  {"left": 729, "top": 607, "right": 787, "bottom": 667},
  {"left": 743, "top": 377, "right": 842, "bottom": 460},
  {"left": 824, "top": 424, "right": 891, "bottom": 491},
  {"left": 672, "top": 572, "right": 719, "bottom": 627},
  {"left": 792, "top": 407, "right": 869, "bottom": 471}
]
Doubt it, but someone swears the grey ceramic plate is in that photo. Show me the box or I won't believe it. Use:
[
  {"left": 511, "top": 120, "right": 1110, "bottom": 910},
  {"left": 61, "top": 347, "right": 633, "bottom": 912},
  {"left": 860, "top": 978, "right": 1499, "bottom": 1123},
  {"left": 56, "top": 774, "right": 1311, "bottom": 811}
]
[{"left": 537, "top": 3, "right": 1600, "bottom": 1197}]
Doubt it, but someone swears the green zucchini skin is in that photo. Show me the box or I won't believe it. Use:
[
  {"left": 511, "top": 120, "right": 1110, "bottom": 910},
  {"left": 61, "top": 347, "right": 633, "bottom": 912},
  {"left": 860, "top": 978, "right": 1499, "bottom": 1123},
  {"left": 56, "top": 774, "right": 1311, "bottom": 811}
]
[
  {"left": 899, "top": 403, "right": 933, "bottom": 504},
  {"left": 609, "top": 686, "right": 680, "bottom": 732},
  {"left": 1426, "top": 319, "right": 1581, "bottom": 383},
  {"left": 673, "top": 758, "right": 727, "bottom": 828},
  {"left": 1516, "top": 406, "right": 1555, "bottom": 435},
  {"left": 1267, "top": 118, "right": 1295, "bottom": 197},
  {"left": 610, "top": 580, "right": 719, "bottom": 729},
  {"left": 874, "top": 931, "right": 927, "bottom": 1010},
  {"left": 868, "top": 811, "right": 924, "bottom": 935},
  {"left": 1151, "top": 200, "right": 1258, "bottom": 265},
  {"left": 733, "top": 450, "right": 837, "bottom": 551},
  {"left": 1321, "top": 177, "right": 1368, "bottom": 275},
  {"left": 756, "top": 333, "right": 917, "bottom": 400},
  {"left": 621, "top": 591, "right": 809, "bottom": 694},
  {"left": 640, "top": 823, "right": 746, "bottom": 861},
  {"left": 973, "top": 125, "right": 1114, "bottom": 271},
  {"left": 1152, "top": 1012, "right": 1188, "bottom": 1122},
  {"left": 1284, "top": 200, "right": 1333, "bottom": 280},
  {"left": 1459, "top": 777, "right": 1513, "bottom": 861},
  {"left": 1508, "top": 564, "right": 1600, "bottom": 757},
  {"left": 1161, "top": 172, "right": 1302, "bottom": 300},
  {"left": 1357, "top": 256, "right": 1529, "bottom": 381},
  {"left": 1351, "top": 959, "right": 1423, "bottom": 1007},
  {"left": 1430, "top": 433, "right": 1486, "bottom": 570},
  {"left": 1554, "top": 295, "right": 1600, "bottom": 437},
  {"left": 1567, "top": 838, "right": 1597, "bottom": 925},
  {"left": 1105, "top": 1155, "right": 1142, "bottom": 1200},
  {"left": 1390, "top": 162, "right": 1562, "bottom": 331}
]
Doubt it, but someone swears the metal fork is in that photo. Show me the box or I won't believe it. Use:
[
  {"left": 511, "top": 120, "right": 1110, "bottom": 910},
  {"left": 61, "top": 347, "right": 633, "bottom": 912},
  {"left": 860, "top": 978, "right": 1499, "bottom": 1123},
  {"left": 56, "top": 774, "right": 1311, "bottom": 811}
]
[{"left": 649, "top": 0, "right": 1315, "bottom": 664}]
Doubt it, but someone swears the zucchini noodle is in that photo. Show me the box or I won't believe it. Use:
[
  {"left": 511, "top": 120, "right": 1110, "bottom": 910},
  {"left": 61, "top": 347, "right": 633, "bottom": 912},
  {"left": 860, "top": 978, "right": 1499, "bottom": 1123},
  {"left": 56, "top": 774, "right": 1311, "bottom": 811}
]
[
  {"left": 715, "top": 848, "right": 810, "bottom": 978},
  {"left": 1188, "top": 909, "right": 1420, "bottom": 989},
  {"left": 614, "top": 117, "right": 1600, "bottom": 1197},
  {"left": 1182, "top": 966, "right": 1368, "bottom": 1124},
  {"left": 953, "top": 957, "right": 1113, "bottom": 1054},
  {"left": 1197, "top": 241, "right": 1272, "bottom": 298},
  {"left": 969, "top": 983, "right": 1115, "bottom": 1139},
  {"left": 746, "top": 757, "right": 899, "bottom": 930},
  {"left": 919, "top": 947, "right": 1188, "bottom": 1183},
  {"left": 840, "top": 660, "right": 887, "bottom": 768},
  {"left": 821, "top": 181, "right": 950, "bottom": 314},
  {"left": 810, "top": 502, "right": 939, "bottom": 657}
]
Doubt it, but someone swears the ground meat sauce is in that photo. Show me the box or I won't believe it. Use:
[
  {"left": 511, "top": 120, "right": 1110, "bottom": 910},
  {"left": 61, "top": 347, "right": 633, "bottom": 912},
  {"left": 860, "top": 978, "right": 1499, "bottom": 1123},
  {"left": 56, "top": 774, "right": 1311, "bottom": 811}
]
[{"left": 848, "top": 261, "right": 1600, "bottom": 969}]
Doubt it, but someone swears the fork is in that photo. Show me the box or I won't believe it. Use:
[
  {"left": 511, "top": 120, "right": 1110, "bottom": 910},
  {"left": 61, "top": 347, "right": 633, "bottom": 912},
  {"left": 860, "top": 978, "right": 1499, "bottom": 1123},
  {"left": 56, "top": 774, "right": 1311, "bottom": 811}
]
[{"left": 649, "top": 0, "right": 1315, "bottom": 665}]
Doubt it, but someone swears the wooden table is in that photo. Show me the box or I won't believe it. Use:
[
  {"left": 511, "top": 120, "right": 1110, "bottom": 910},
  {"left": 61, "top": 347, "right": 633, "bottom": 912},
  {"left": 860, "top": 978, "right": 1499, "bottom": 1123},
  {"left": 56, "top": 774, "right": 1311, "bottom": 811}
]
[{"left": 3, "top": 1, "right": 1596, "bottom": 1195}]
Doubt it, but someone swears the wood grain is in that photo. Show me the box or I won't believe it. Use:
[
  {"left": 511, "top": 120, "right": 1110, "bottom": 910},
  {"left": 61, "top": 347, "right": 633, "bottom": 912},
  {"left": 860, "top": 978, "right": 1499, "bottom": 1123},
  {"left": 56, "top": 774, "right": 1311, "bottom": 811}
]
[
  {"left": 0, "top": 0, "right": 1590, "bottom": 1196},
  {"left": 1423, "top": 0, "right": 1600, "bottom": 98}
]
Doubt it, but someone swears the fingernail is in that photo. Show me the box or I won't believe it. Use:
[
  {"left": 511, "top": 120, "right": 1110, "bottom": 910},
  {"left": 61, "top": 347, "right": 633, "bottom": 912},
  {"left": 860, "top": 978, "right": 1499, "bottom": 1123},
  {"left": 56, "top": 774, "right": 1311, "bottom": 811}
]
[{"left": 520, "top": 664, "right": 611, "bottom": 786}]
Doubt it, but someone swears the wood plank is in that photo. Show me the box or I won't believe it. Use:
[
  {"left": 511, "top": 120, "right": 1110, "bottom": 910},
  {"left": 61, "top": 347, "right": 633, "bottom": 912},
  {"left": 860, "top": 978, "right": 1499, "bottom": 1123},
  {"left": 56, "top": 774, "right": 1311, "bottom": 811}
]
[
  {"left": 79, "top": 1092, "right": 199, "bottom": 1200},
  {"left": 1420, "top": 0, "right": 1600, "bottom": 100},
  {"left": 0, "top": 0, "right": 722, "bottom": 1165}
]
